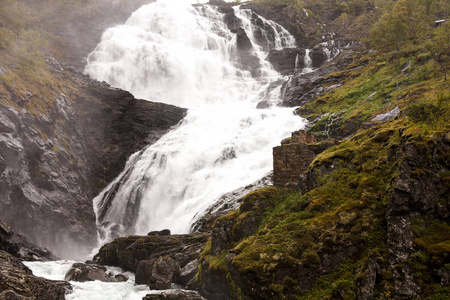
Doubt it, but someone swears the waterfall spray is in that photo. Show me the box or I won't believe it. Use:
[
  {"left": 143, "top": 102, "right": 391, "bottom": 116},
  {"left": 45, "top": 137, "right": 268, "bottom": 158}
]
[{"left": 86, "top": 0, "right": 306, "bottom": 243}]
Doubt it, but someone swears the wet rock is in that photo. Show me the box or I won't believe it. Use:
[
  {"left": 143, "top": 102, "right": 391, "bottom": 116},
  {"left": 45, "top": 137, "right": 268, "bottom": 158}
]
[
  {"left": 65, "top": 262, "right": 120, "bottom": 282},
  {"left": 142, "top": 290, "right": 203, "bottom": 300},
  {"left": 0, "top": 250, "right": 71, "bottom": 300},
  {"left": 310, "top": 46, "right": 328, "bottom": 68},
  {"left": 151, "top": 257, "right": 180, "bottom": 290},
  {"left": 231, "top": 27, "right": 261, "bottom": 76},
  {"left": 136, "top": 256, "right": 180, "bottom": 289},
  {"left": 94, "top": 233, "right": 208, "bottom": 288},
  {"left": 240, "top": 3, "right": 305, "bottom": 46},
  {"left": 179, "top": 259, "right": 199, "bottom": 286},
  {"left": 115, "top": 274, "right": 129, "bottom": 282},
  {"left": 233, "top": 27, "right": 252, "bottom": 51},
  {"left": 266, "top": 48, "right": 304, "bottom": 75}
]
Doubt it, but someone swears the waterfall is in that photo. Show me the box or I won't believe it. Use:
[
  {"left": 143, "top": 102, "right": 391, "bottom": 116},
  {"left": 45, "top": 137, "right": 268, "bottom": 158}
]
[
  {"left": 85, "top": 0, "right": 305, "bottom": 243},
  {"left": 302, "top": 48, "right": 313, "bottom": 73}
]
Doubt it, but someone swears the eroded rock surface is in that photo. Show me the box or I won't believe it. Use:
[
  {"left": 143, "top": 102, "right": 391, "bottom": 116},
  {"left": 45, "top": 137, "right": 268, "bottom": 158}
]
[{"left": 0, "top": 250, "right": 70, "bottom": 300}]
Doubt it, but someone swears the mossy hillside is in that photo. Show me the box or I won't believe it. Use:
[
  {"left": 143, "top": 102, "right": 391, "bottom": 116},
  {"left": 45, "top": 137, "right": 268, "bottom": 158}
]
[
  {"left": 302, "top": 47, "right": 449, "bottom": 140},
  {"left": 201, "top": 118, "right": 449, "bottom": 299},
  {"left": 229, "top": 124, "right": 399, "bottom": 298}
]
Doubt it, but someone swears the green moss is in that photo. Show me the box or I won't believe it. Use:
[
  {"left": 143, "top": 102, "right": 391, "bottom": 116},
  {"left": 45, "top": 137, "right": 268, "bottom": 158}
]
[
  {"left": 207, "top": 252, "right": 228, "bottom": 272},
  {"left": 301, "top": 249, "right": 320, "bottom": 268}
]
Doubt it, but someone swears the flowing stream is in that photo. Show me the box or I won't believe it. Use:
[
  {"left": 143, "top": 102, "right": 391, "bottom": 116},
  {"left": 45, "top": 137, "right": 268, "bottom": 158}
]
[{"left": 85, "top": 0, "right": 306, "bottom": 243}]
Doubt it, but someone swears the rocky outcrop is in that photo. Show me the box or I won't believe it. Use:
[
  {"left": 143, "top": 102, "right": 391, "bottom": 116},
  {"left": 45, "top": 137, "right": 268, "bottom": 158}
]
[
  {"left": 0, "top": 64, "right": 186, "bottom": 259},
  {"left": 94, "top": 233, "right": 208, "bottom": 288},
  {"left": 266, "top": 48, "right": 304, "bottom": 75},
  {"left": 0, "top": 250, "right": 71, "bottom": 300},
  {"left": 273, "top": 130, "right": 335, "bottom": 189},
  {"left": 239, "top": 3, "right": 306, "bottom": 46},
  {"left": 281, "top": 48, "right": 359, "bottom": 108},
  {"left": 64, "top": 262, "right": 128, "bottom": 282},
  {"left": 386, "top": 133, "right": 450, "bottom": 299}
]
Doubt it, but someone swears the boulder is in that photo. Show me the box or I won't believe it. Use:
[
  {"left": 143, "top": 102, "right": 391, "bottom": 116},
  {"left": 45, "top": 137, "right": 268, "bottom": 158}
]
[
  {"left": 142, "top": 290, "right": 203, "bottom": 300},
  {"left": 136, "top": 256, "right": 180, "bottom": 290},
  {"left": 64, "top": 262, "right": 127, "bottom": 282}
]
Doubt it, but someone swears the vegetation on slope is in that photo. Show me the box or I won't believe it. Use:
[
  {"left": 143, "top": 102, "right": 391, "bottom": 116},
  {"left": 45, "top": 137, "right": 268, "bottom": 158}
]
[{"left": 196, "top": 0, "right": 450, "bottom": 298}]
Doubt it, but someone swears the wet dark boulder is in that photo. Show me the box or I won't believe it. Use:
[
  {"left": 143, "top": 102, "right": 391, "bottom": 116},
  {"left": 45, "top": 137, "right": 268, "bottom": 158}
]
[
  {"left": 64, "top": 262, "right": 128, "bottom": 283},
  {"left": 136, "top": 256, "right": 181, "bottom": 290}
]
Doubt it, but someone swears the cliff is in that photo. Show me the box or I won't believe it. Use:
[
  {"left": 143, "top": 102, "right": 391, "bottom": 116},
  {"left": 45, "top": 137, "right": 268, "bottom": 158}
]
[{"left": 0, "top": 0, "right": 186, "bottom": 258}]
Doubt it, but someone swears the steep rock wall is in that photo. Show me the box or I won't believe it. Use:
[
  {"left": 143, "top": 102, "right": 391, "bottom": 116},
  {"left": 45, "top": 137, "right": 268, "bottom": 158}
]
[{"left": 0, "top": 63, "right": 186, "bottom": 259}]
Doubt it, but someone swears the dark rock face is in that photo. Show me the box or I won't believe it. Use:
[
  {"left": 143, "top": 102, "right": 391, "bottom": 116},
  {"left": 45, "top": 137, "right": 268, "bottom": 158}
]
[
  {"left": 231, "top": 27, "right": 261, "bottom": 76},
  {"left": 0, "top": 67, "right": 186, "bottom": 259},
  {"left": 0, "top": 0, "right": 187, "bottom": 259},
  {"left": 94, "top": 233, "right": 208, "bottom": 288},
  {"left": 0, "top": 220, "right": 57, "bottom": 261},
  {"left": 386, "top": 135, "right": 450, "bottom": 299},
  {"left": 240, "top": 3, "right": 305, "bottom": 46},
  {"left": 310, "top": 46, "right": 329, "bottom": 68},
  {"left": 0, "top": 250, "right": 71, "bottom": 300},
  {"left": 266, "top": 48, "right": 304, "bottom": 75}
]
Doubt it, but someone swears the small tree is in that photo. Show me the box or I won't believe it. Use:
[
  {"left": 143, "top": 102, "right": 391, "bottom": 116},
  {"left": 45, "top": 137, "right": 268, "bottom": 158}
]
[
  {"left": 428, "top": 21, "right": 450, "bottom": 80},
  {"left": 369, "top": 12, "right": 408, "bottom": 51}
]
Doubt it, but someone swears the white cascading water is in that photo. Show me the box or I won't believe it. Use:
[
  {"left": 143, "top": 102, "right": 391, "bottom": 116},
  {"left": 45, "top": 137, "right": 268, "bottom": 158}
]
[
  {"left": 302, "top": 48, "right": 313, "bottom": 73},
  {"left": 85, "top": 0, "right": 305, "bottom": 244}
]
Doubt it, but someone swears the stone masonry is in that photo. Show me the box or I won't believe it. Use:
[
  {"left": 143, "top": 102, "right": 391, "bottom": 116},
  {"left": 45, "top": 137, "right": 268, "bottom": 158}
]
[{"left": 273, "top": 130, "right": 333, "bottom": 189}]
